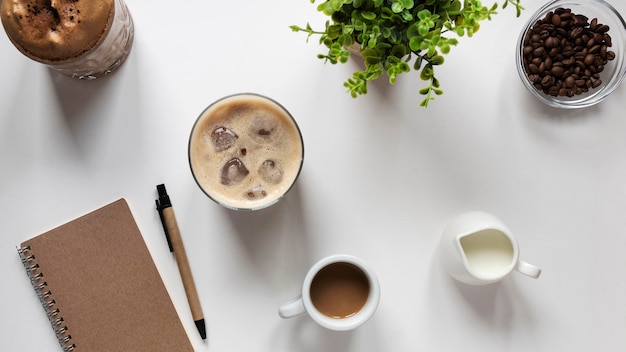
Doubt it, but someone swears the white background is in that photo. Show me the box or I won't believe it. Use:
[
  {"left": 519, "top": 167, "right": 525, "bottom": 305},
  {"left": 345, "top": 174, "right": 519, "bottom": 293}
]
[{"left": 1, "top": 0, "right": 625, "bottom": 351}]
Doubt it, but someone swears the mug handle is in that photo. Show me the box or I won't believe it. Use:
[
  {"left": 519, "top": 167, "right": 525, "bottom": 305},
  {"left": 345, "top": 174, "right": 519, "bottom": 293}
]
[
  {"left": 516, "top": 260, "right": 542, "bottom": 279},
  {"left": 278, "top": 296, "right": 306, "bottom": 318}
]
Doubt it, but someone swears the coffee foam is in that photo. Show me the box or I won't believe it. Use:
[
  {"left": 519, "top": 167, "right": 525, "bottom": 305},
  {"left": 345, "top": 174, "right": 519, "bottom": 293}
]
[
  {"left": 189, "top": 94, "right": 304, "bottom": 210},
  {"left": 1, "top": 0, "right": 114, "bottom": 62}
]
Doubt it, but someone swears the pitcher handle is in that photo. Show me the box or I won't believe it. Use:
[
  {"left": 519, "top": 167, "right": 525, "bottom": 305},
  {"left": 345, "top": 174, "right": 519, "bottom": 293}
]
[
  {"left": 516, "top": 260, "right": 542, "bottom": 279},
  {"left": 278, "top": 296, "right": 305, "bottom": 318}
]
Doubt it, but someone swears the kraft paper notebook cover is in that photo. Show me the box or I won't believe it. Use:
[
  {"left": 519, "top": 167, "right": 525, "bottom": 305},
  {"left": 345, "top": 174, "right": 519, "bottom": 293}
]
[{"left": 17, "top": 198, "right": 194, "bottom": 352}]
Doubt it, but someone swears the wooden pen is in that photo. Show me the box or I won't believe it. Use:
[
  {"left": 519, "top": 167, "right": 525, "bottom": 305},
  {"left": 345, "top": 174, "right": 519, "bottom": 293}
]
[{"left": 156, "top": 184, "right": 207, "bottom": 340}]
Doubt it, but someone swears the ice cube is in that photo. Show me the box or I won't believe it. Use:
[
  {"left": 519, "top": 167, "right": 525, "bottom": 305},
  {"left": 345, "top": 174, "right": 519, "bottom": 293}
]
[
  {"left": 258, "top": 159, "right": 283, "bottom": 184},
  {"left": 248, "top": 114, "right": 278, "bottom": 141},
  {"left": 220, "top": 158, "right": 249, "bottom": 185},
  {"left": 245, "top": 186, "right": 267, "bottom": 200},
  {"left": 211, "top": 127, "right": 238, "bottom": 152}
]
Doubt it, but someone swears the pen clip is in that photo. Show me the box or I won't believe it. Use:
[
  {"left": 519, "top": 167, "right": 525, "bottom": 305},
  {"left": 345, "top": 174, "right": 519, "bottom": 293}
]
[{"left": 155, "top": 184, "right": 174, "bottom": 252}]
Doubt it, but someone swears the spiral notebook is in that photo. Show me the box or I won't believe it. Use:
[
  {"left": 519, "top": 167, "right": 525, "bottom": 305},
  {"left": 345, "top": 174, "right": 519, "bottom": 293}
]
[{"left": 17, "top": 198, "right": 194, "bottom": 352}]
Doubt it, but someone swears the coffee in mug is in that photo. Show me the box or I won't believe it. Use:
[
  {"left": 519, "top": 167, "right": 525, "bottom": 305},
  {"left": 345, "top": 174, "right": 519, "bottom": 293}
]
[
  {"left": 1, "top": 0, "right": 134, "bottom": 79},
  {"left": 278, "top": 255, "right": 380, "bottom": 331},
  {"left": 188, "top": 93, "right": 304, "bottom": 210},
  {"left": 310, "top": 262, "right": 370, "bottom": 319}
]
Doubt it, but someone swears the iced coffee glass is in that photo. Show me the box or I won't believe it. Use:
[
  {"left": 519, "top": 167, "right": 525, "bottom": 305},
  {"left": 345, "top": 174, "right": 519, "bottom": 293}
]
[
  {"left": 188, "top": 93, "right": 304, "bottom": 211},
  {"left": 1, "top": 0, "right": 134, "bottom": 79}
]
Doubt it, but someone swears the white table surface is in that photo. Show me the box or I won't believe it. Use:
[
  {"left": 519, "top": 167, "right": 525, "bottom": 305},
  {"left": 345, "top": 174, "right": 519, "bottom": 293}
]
[{"left": 2, "top": 0, "right": 626, "bottom": 351}]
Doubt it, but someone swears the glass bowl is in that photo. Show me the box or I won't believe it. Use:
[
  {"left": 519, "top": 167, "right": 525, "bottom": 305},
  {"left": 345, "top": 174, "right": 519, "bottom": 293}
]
[{"left": 516, "top": 0, "right": 626, "bottom": 108}]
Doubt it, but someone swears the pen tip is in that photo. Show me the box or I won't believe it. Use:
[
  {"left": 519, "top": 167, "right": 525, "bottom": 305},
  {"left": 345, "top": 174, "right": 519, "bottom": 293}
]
[{"left": 195, "top": 319, "right": 207, "bottom": 340}]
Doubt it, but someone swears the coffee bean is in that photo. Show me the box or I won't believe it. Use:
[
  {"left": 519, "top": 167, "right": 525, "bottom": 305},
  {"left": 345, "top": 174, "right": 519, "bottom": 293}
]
[
  {"left": 551, "top": 66, "right": 565, "bottom": 77},
  {"left": 607, "top": 51, "right": 616, "bottom": 60},
  {"left": 600, "top": 45, "right": 607, "bottom": 58},
  {"left": 571, "top": 26, "right": 584, "bottom": 38},
  {"left": 541, "top": 75, "right": 554, "bottom": 87},
  {"left": 594, "top": 33, "right": 604, "bottom": 43},
  {"left": 523, "top": 45, "right": 534, "bottom": 55},
  {"left": 544, "top": 57, "right": 553, "bottom": 70},
  {"left": 548, "top": 85, "right": 560, "bottom": 96},
  {"left": 533, "top": 47, "right": 546, "bottom": 57},
  {"left": 595, "top": 56, "right": 605, "bottom": 66},
  {"left": 596, "top": 24, "right": 610, "bottom": 33},
  {"left": 522, "top": 7, "right": 617, "bottom": 98},
  {"left": 545, "top": 36, "right": 559, "bottom": 48},
  {"left": 573, "top": 14, "right": 589, "bottom": 26}
]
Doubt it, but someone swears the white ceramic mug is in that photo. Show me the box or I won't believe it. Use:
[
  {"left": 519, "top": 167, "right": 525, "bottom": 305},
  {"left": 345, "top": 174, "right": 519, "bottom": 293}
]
[
  {"left": 439, "top": 211, "right": 541, "bottom": 285},
  {"left": 278, "top": 254, "right": 380, "bottom": 331}
]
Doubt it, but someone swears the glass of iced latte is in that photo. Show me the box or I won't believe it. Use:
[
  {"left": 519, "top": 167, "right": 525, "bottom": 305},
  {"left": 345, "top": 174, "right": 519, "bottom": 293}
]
[
  {"left": 188, "top": 93, "right": 304, "bottom": 211},
  {"left": 1, "top": 0, "right": 134, "bottom": 79}
]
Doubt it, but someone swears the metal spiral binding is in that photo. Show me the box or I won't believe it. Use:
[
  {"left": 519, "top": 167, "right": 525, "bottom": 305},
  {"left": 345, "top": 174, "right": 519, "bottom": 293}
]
[{"left": 18, "top": 245, "right": 76, "bottom": 351}]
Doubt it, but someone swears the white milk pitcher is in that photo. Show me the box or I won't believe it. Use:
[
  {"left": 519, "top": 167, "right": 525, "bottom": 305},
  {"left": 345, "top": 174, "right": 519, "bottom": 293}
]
[{"left": 438, "top": 211, "right": 541, "bottom": 285}]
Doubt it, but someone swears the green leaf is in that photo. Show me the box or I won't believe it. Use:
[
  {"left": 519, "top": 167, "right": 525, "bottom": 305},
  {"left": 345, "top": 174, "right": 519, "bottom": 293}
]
[
  {"left": 430, "top": 55, "right": 444, "bottom": 65},
  {"left": 390, "top": 44, "right": 409, "bottom": 58},
  {"left": 361, "top": 11, "right": 377, "bottom": 20},
  {"left": 406, "top": 23, "right": 421, "bottom": 39},
  {"left": 364, "top": 55, "right": 382, "bottom": 65},
  {"left": 401, "top": 10, "right": 413, "bottom": 21},
  {"left": 450, "top": 0, "right": 462, "bottom": 11},
  {"left": 316, "top": 1, "right": 334, "bottom": 15},
  {"left": 408, "top": 36, "right": 423, "bottom": 51},
  {"left": 420, "top": 64, "right": 434, "bottom": 80},
  {"left": 329, "top": 0, "right": 344, "bottom": 11},
  {"left": 417, "top": 9, "right": 431, "bottom": 20},
  {"left": 414, "top": 56, "right": 423, "bottom": 70}
]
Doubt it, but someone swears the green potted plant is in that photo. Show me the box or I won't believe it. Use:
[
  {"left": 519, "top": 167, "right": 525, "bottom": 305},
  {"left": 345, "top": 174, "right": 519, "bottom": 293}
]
[{"left": 291, "top": 0, "right": 524, "bottom": 106}]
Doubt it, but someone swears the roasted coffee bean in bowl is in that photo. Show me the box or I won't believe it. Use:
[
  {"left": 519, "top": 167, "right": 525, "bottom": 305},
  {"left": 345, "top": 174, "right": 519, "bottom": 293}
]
[{"left": 517, "top": 0, "right": 626, "bottom": 108}]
